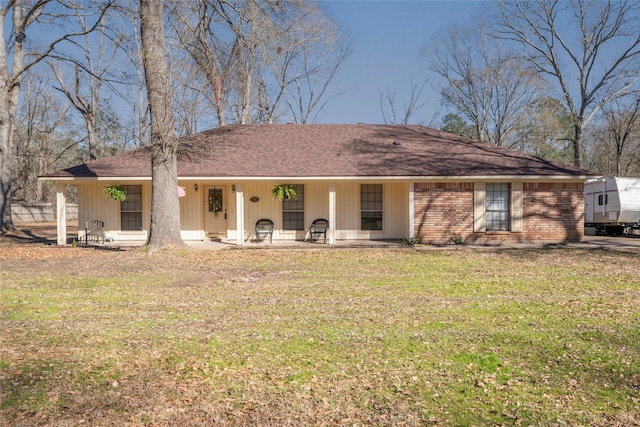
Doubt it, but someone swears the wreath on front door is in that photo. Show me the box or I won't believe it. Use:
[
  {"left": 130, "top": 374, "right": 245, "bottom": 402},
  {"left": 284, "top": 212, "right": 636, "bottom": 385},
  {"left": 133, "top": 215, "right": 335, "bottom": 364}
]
[{"left": 208, "top": 189, "right": 223, "bottom": 214}]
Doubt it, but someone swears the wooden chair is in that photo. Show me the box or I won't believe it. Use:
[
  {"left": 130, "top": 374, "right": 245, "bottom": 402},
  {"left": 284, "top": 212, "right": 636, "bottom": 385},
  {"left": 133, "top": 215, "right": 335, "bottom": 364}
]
[
  {"left": 85, "top": 220, "right": 105, "bottom": 244},
  {"left": 309, "top": 218, "right": 329, "bottom": 243},
  {"left": 255, "top": 218, "right": 274, "bottom": 243}
]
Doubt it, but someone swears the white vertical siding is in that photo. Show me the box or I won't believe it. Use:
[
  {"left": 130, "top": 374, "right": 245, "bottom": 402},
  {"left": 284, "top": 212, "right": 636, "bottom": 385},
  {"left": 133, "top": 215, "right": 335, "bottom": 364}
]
[
  {"left": 243, "top": 182, "right": 282, "bottom": 240},
  {"left": 77, "top": 179, "right": 411, "bottom": 243},
  {"left": 78, "top": 182, "right": 150, "bottom": 242},
  {"left": 306, "top": 182, "right": 330, "bottom": 225},
  {"left": 333, "top": 181, "right": 409, "bottom": 240},
  {"left": 179, "top": 181, "right": 205, "bottom": 240},
  {"left": 77, "top": 183, "right": 120, "bottom": 240}
]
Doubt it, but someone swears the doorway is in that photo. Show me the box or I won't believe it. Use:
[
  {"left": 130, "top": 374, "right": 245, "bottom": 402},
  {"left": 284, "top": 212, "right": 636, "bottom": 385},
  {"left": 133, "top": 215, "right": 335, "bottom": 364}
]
[{"left": 205, "top": 185, "right": 227, "bottom": 237}]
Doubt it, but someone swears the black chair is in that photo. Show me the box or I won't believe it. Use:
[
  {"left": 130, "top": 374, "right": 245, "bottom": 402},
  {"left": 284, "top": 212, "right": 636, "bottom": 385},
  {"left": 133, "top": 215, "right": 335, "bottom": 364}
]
[
  {"left": 309, "top": 218, "right": 329, "bottom": 243},
  {"left": 255, "top": 218, "right": 274, "bottom": 243},
  {"left": 85, "top": 220, "right": 105, "bottom": 244}
]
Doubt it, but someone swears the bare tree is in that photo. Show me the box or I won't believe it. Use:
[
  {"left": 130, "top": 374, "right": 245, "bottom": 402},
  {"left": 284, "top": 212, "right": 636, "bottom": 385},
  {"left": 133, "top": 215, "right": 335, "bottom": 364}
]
[
  {"left": 0, "top": 0, "right": 111, "bottom": 232},
  {"left": 592, "top": 97, "right": 640, "bottom": 176},
  {"left": 496, "top": 0, "right": 640, "bottom": 168},
  {"left": 424, "top": 23, "right": 546, "bottom": 148},
  {"left": 50, "top": 25, "right": 116, "bottom": 161},
  {"left": 139, "top": 0, "right": 184, "bottom": 250},
  {"left": 380, "top": 77, "right": 429, "bottom": 125},
  {"left": 12, "top": 71, "right": 79, "bottom": 204},
  {"left": 513, "top": 96, "right": 573, "bottom": 162},
  {"left": 168, "top": 0, "right": 349, "bottom": 126},
  {"left": 118, "top": 7, "right": 150, "bottom": 149},
  {"left": 281, "top": 35, "right": 351, "bottom": 124}
]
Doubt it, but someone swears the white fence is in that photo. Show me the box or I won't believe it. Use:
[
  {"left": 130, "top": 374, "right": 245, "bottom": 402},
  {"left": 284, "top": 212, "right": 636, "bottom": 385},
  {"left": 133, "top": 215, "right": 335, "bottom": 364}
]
[{"left": 11, "top": 203, "right": 78, "bottom": 223}]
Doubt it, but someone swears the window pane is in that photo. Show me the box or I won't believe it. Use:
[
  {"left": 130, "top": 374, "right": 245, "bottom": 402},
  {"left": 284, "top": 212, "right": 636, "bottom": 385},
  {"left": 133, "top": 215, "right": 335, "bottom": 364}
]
[
  {"left": 283, "top": 212, "right": 304, "bottom": 230},
  {"left": 208, "top": 188, "right": 223, "bottom": 213},
  {"left": 361, "top": 212, "right": 382, "bottom": 230},
  {"left": 486, "top": 183, "right": 510, "bottom": 231},
  {"left": 361, "top": 184, "right": 382, "bottom": 210},
  {"left": 361, "top": 184, "right": 383, "bottom": 230},
  {"left": 121, "top": 185, "right": 142, "bottom": 231},
  {"left": 121, "top": 212, "right": 142, "bottom": 231},
  {"left": 121, "top": 185, "right": 142, "bottom": 212},
  {"left": 282, "top": 185, "right": 304, "bottom": 230}
]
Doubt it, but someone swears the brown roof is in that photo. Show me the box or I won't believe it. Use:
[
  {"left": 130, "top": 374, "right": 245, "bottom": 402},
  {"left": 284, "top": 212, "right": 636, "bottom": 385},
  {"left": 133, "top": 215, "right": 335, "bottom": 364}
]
[{"left": 42, "top": 124, "right": 592, "bottom": 179}]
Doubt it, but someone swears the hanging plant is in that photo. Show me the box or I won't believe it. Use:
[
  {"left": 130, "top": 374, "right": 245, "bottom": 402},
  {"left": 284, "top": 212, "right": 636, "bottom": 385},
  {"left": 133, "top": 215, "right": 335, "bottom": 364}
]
[
  {"left": 103, "top": 184, "right": 126, "bottom": 202},
  {"left": 271, "top": 184, "right": 297, "bottom": 201}
]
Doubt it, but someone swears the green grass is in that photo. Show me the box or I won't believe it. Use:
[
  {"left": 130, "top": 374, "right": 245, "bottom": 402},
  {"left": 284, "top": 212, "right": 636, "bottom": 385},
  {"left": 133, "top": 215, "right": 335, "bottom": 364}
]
[{"left": 1, "top": 246, "right": 639, "bottom": 426}]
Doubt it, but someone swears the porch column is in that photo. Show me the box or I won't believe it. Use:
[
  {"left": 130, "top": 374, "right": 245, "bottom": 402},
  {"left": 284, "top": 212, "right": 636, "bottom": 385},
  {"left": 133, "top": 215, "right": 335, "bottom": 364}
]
[
  {"left": 235, "top": 183, "right": 244, "bottom": 246},
  {"left": 409, "top": 182, "right": 415, "bottom": 239},
  {"left": 329, "top": 184, "right": 336, "bottom": 245},
  {"left": 56, "top": 183, "right": 67, "bottom": 245}
]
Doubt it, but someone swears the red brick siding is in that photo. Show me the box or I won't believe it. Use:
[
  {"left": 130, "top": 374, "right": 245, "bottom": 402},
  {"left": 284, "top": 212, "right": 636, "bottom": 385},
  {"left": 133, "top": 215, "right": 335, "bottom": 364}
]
[
  {"left": 414, "top": 182, "right": 584, "bottom": 244},
  {"left": 414, "top": 183, "right": 474, "bottom": 244},
  {"left": 520, "top": 182, "right": 584, "bottom": 242}
]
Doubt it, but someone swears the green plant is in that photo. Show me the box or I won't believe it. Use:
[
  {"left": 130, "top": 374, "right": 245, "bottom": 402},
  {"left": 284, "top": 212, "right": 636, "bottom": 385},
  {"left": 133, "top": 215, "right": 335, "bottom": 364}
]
[
  {"left": 103, "top": 185, "right": 126, "bottom": 202},
  {"left": 403, "top": 237, "right": 418, "bottom": 246},
  {"left": 271, "top": 184, "right": 297, "bottom": 201},
  {"left": 448, "top": 234, "right": 464, "bottom": 245}
]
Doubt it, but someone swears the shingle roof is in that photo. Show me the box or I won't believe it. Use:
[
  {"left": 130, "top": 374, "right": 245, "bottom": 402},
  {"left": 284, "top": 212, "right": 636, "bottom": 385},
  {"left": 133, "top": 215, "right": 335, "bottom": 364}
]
[{"left": 42, "top": 124, "right": 592, "bottom": 179}]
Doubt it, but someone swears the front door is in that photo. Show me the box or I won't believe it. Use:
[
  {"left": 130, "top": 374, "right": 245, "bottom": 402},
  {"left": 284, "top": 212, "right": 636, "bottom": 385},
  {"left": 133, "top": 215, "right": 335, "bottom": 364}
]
[
  {"left": 585, "top": 193, "right": 594, "bottom": 223},
  {"left": 205, "top": 186, "right": 227, "bottom": 236}
]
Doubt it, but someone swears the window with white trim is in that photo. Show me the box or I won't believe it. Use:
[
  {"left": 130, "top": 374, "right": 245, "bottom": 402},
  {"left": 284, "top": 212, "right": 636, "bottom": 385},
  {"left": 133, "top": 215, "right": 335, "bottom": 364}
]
[
  {"left": 120, "top": 185, "right": 142, "bottom": 231},
  {"left": 361, "top": 184, "right": 383, "bottom": 230},
  {"left": 485, "top": 183, "right": 510, "bottom": 231},
  {"left": 282, "top": 184, "right": 304, "bottom": 230}
]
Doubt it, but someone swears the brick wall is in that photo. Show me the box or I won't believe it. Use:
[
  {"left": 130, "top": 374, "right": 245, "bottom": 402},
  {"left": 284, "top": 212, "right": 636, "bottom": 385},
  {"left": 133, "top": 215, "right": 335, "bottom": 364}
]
[
  {"left": 414, "top": 181, "right": 584, "bottom": 244},
  {"left": 414, "top": 182, "right": 474, "bottom": 244},
  {"left": 520, "top": 182, "right": 584, "bottom": 242}
]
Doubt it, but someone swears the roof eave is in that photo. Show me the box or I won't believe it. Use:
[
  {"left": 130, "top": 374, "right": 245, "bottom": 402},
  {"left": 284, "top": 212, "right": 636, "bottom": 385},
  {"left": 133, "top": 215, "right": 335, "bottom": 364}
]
[{"left": 40, "top": 174, "right": 594, "bottom": 182}]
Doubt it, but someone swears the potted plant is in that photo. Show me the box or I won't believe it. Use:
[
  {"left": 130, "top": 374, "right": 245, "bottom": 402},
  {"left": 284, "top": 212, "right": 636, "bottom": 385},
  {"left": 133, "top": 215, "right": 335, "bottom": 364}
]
[
  {"left": 103, "top": 185, "right": 126, "bottom": 201},
  {"left": 271, "top": 184, "right": 297, "bottom": 200}
]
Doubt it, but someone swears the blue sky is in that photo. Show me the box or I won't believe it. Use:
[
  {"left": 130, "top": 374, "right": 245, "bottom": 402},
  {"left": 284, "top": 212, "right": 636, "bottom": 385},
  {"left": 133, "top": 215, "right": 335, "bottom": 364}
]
[{"left": 316, "top": 1, "right": 490, "bottom": 126}]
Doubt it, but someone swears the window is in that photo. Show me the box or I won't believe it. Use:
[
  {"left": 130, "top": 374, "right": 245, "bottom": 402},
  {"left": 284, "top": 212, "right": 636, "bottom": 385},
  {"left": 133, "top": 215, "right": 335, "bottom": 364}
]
[
  {"left": 282, "top": 184, "right": 304, "bottom": 230},
  {"left": 208, "top": 188, "right": 223, "bottom": 213},
  {"left": 485, "top": 183, "right": 510, "bottom": 231},
  {"left": 598, "top": 194, "right": 608, "bottom": 206},
  {"left": 361, "top": 184, "right": 382, "bottom": 230},
  {"left": 120, "top": 185, "right": 142, "bottom": 231}
]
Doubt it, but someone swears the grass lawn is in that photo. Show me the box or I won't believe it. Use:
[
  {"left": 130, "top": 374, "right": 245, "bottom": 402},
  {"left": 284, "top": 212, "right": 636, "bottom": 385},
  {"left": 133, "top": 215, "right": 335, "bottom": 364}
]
[{"left": 1, "top": 245, "right": 639, "bottom": 426}]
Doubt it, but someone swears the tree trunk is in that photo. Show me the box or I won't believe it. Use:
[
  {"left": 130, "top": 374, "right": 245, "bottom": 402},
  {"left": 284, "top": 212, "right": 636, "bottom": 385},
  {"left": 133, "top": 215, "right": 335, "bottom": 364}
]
[
  {"left": 573, "top": 124, "right": 583, "bottom": 169},
  {"left": 0, "top": 4, "right": 21, "bottom": 232},
  {"left": 86, "top": 117, "right": 98, "bottom": 161},
  {"left": 0, "top": 119, "right": 14, "bottom": 231},
  {"left": 139, "top": 0, "right": 184, "bottom": 250}
]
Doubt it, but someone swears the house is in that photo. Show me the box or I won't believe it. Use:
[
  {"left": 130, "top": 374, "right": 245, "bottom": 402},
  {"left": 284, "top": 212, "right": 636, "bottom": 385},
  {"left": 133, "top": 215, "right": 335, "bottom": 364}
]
[{"left": 41, "top": 124, "right": 594, "bottom": 246}]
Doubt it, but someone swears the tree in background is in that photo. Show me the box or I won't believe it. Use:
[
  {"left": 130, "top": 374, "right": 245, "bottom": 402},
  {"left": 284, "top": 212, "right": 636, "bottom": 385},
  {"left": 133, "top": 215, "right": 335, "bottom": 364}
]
[
  {"left": 379, "top": 77, "right": 430, "bottom": 125},
  {"left": 49, "top": 4, "right": 123, "bottom": 162},
  {"left": 587, "top": 97, "right": 640, "bottom": 176},
  {"left": 424, "top": 23, "right": 546, "bottom": 148},
  {"left": 168, "top": 0, "right": 349, "bottom": 127},
  {"left": 12, "top": 71, "right": 81, "bottom": 204},
  {"left": 513, "top": 96, "right": 573, "bottom": 162},
  {"left": 0, "top": 0, "right": 111, "bottom": 232},
  {"left": 439, "top": 113, "right": 475, "bottom": 139},
  {"left": 496, "top": 0, "right": 640, "bottom": 168},
  {"left": 139, "top": 0, "right": 184, "bottom": 250}
]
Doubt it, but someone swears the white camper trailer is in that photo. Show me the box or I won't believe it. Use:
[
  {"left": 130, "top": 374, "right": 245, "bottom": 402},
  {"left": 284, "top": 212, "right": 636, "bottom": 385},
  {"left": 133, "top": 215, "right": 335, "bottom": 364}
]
[{"left": 584, "top": 177, "right": 640, "bottom": 235}]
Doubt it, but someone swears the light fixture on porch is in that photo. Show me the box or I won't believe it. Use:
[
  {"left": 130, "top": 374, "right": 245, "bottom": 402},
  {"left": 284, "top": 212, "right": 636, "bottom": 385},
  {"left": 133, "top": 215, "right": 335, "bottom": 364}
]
[
  {"left": 231, "top": 184, "right": 236, "bottom": 192},
  {"left": 194, "top": 183, "right": 199, "bottom": 192}
]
